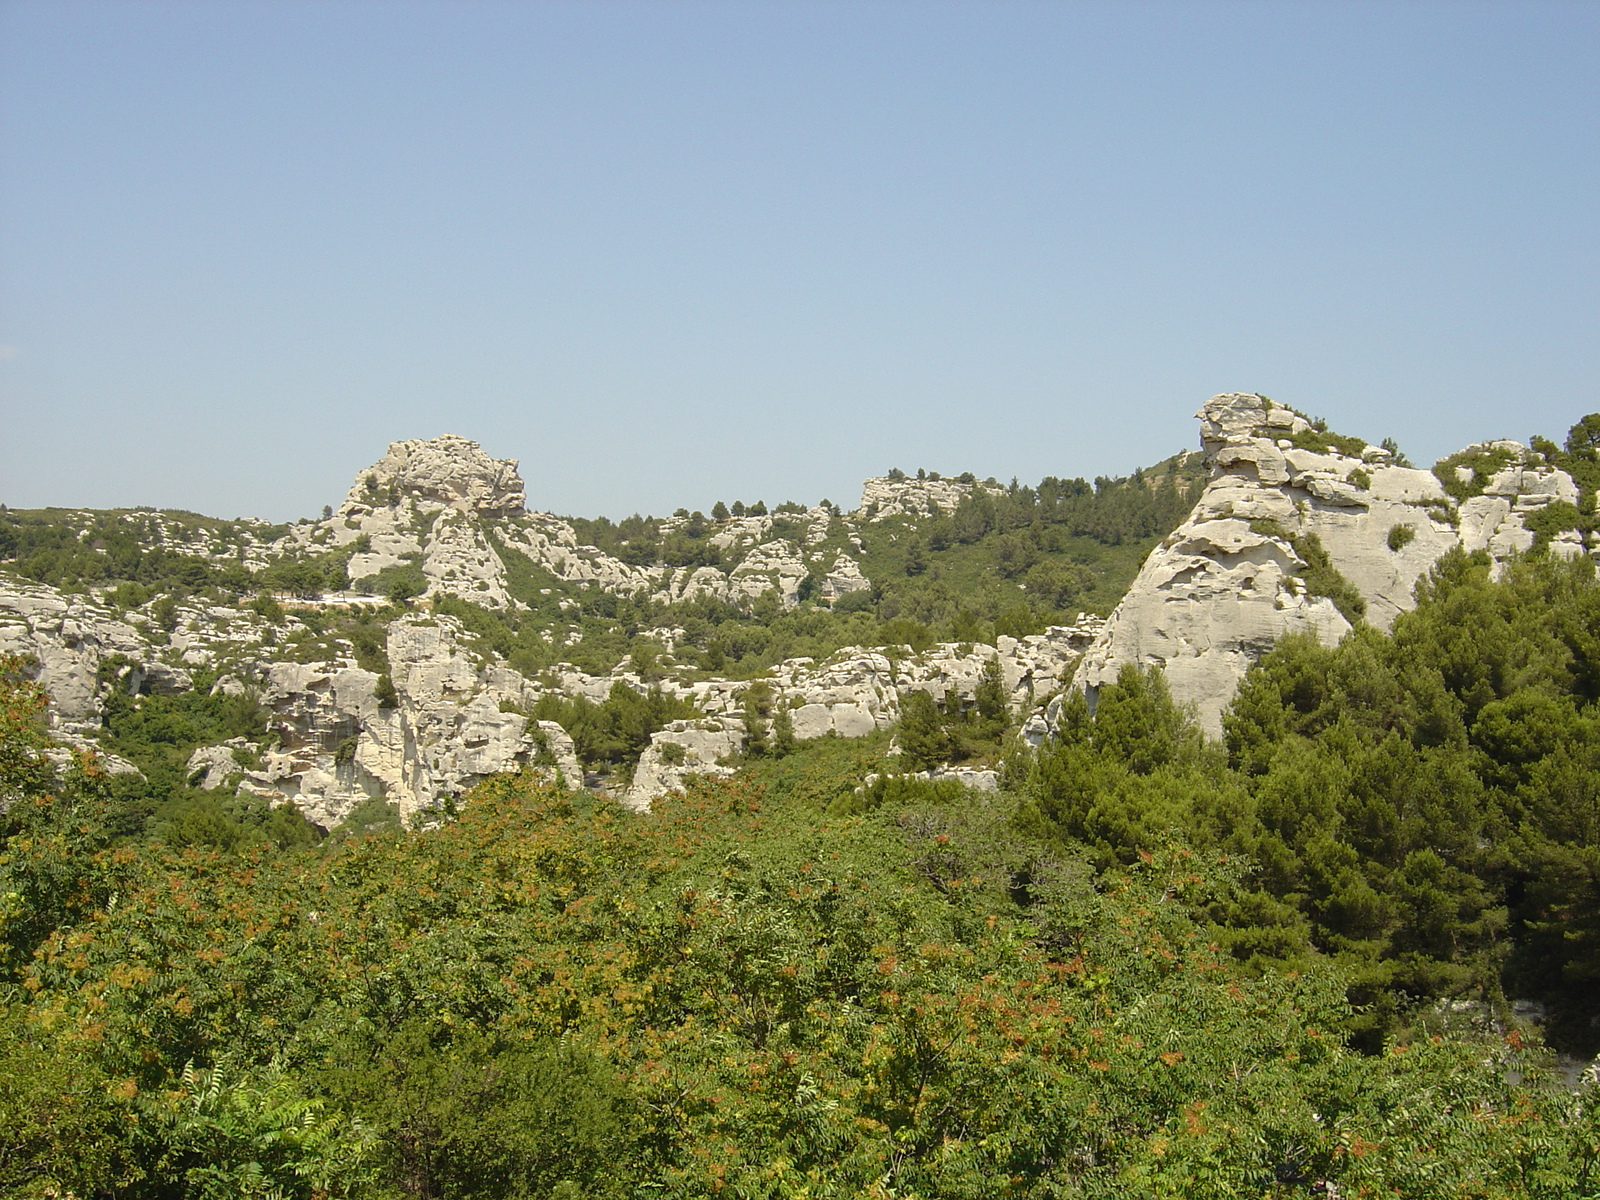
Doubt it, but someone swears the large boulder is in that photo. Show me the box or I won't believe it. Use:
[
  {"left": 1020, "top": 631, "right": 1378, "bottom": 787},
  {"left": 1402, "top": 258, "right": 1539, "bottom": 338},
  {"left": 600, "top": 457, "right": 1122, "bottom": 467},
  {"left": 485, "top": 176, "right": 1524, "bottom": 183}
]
[{"left": 622, "top": 718, "right": 744, "bottom": 812}]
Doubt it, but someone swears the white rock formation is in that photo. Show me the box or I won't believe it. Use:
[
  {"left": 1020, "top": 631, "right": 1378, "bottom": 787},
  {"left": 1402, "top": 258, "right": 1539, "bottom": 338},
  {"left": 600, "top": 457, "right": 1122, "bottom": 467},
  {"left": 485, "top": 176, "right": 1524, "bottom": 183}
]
[
  {"left": 177, "top": 613, "right": 582, "bottom": 828},
  {"left": 857, "top": 474, "right": 1002, "bottom": 521},
  {"left": 710, "top": 515, "right": 774, "bottom": 551},
  {"left": 817, "top": 553, "right": 871, "bottom": 605},
  {"left": 341, "top": 434, "right": 527, "bottom": 518},
  {"left": 729, "top": 541, "right": 810, "bottom": 606},
  {"left": 271, "top": 434, "right": 909, "bottom": 616},
  {"left": 771, "top": 649, "right": 901, "bottom": 738},
  {"left": 1072, "top": 393, "right": 1584, "bottom": 738},
  {"left": 0, "top": 580, "right": 156, "bottom": 735},
  {"left": 621, "top": 718, "right": 745, "bottom": 812}
]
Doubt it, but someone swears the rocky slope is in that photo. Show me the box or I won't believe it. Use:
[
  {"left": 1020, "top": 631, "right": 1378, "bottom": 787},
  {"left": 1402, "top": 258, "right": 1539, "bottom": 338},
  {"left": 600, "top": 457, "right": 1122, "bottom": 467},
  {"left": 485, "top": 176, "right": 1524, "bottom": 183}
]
[
  {"left": 11, "top": 398, "right": 1583, "bottom": 826},
  {"left": 1072, "top": 393, "right": 1589, "bottom": 736},
  {"left": 2, "top": 436, "right": 1111, "bottom": 822}
]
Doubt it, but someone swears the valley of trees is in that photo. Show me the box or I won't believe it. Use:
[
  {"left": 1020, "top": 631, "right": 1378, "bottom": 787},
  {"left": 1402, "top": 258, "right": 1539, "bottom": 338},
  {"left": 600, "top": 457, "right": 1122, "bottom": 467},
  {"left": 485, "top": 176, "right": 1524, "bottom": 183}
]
[{"left": 4, "top": 542, "right": 1600, "bottom": 1197}]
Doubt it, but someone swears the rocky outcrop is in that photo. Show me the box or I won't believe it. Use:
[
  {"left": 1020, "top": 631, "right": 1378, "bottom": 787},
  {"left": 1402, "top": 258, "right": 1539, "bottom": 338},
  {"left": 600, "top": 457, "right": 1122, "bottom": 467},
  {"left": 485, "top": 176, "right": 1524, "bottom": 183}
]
[
  {"left": 0, "top": 580, "right": 158, "bottom": 735},
  {"left": 857, "top": 474, "right": 1001, "bottom": 521},
  {"left": 180, "top": 613, "right": 581, "bottom": 827},
  {"left": 1453, "top": 445, "right": 1582, "bottom": 564},
  {"left": 305, "top": 436, "right": 874, "bottom": 615},
  {"left": 341, "top": 434, "right": 526, "bottom": 518},
  {"left": 728, "top": 541, "right": 810, "bottom": 606},
  {"left": 621, "top": 718, "right": 744, "bottom": 812},
  {"left": 282, "top": 432, "right": 1099, "bottom": 624},
  {"left": 4, "top": 428, "right": 1112, "bottom": 822},
  {"left": 770, "top": 649, "right": 900, "bottom": 737},
  {"left": 766, "top": 617, "right": 1105, "bottom": 736},
  {"left": 817, "top": 553, "right": 871, "bottom": 604},
  {"left": 1073, "top": 393, "right": 1585, "bottom": 738}
]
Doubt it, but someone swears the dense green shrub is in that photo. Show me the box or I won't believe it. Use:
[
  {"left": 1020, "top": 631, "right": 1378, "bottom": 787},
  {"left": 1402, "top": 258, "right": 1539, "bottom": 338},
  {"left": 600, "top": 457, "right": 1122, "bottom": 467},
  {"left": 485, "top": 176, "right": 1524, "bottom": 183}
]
[{"left": 1291, "top": 530, "right": 1367, "bottom": 624}]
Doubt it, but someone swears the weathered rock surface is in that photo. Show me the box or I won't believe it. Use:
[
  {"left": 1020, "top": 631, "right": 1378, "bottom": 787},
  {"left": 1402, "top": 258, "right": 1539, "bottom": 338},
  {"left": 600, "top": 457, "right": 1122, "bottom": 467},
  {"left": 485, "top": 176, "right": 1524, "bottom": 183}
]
[
  {"left": 857, "top": 474, "right": 1001, "bottom": 521},
  {"left": 1074, "top": 393, "right": 1584, "bottom": 737},
  {"left": 4, "top": 432, "right": 1103, "bottom": 822},
  {"left": 622, "top": 718, "right": 745, "bottom": 812},
  {"left": 0, "top": 580, "right": 156, "bottom": 734},
  {"left": 817, "top": 553, "right": 871, "bottom": 604},
  {"left": 173, "top": 613, "right": 582, "bottom": 828},
  {"left": 343, "top": 434, "right": 527, "bottom": 518}
]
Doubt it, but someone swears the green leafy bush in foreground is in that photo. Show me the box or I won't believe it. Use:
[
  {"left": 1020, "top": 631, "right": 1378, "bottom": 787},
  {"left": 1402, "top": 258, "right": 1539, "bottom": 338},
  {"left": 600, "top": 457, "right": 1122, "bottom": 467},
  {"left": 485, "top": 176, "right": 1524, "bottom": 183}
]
[
  {"left": 4, "top": 688, "right": 1599, "bottom": 1196},
  {"left": 7, "top": 545, "right": 1600, "bottom": 1197}
]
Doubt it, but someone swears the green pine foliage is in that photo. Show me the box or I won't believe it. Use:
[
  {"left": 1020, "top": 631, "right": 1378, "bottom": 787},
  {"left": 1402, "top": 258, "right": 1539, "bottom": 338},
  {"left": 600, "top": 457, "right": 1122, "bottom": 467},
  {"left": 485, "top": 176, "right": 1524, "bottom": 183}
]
[
  {"left": 1433, "top": 443, "right": 1523, "bottom": 503},
  {"left": 0, "top": 508, "right": 278, "bottom": 595},
  {"left": 1017, "top": 549, "right": 1600, "bottom": 1056},
  {"left": 1290, "top": 530, "right": 1367, "bottom": 624},
  {"left": 529, "top": 681, "right": 697, "bottom": 775},
  {"left": 4, "top": 696, "right": 1598, "bottom": 1196}
]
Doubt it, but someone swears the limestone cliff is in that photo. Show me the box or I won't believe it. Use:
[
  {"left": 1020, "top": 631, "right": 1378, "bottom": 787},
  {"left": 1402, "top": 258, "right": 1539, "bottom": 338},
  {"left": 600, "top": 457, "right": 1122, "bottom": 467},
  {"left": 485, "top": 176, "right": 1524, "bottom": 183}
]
[
  {"left": 1073, "top": 393, "right": 1586, "bottom": 737},
  {"left": 284, "top": 434, "right": 862, "bottom": 614}
]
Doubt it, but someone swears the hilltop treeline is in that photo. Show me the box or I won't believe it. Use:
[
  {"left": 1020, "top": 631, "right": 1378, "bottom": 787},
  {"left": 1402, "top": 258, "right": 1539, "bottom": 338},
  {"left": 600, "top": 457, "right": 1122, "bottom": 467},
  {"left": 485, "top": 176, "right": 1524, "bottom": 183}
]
[
  {"left": 0, "top": 510, "right": 268, "bottom": 597},
  {"left": 930, "top": 462, "right": 1203, "bottom": 551}
]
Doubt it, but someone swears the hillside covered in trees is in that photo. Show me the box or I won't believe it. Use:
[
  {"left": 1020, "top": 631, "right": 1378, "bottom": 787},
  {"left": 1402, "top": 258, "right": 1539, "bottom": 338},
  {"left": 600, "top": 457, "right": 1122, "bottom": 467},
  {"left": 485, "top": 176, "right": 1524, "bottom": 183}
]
[
  {"left": 5, "top": 544, "right": 1600, "bottom": 1197},
  {"left": 6, "top": 409, "right": 1600, "bottom": 1197}
]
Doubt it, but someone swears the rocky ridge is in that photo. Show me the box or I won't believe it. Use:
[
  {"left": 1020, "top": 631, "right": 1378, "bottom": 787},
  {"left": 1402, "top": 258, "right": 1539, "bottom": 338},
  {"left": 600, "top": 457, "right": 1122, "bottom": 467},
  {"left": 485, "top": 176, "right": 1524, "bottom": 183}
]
[
  {"left": 2, "top": 435, "right": 1112, "bottom": 822},
  {"left": 1072, "top": 393, "right": 1589, "bottom": 736},
  {"left": 14, "top": 399, "right": 1580, "bottom": 826},
  {"left": 283, "top": 435, "right": 867, "bottom": 614},
  {"left": 857, "top": 472, "right": 1004, "bottom": 521}
]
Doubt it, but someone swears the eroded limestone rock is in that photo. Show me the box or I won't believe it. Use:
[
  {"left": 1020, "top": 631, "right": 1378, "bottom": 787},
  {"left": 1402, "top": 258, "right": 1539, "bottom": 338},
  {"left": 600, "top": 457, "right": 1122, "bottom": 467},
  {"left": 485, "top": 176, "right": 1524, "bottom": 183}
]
[
  {"left": 1072, "top": 393, "right": 1584, "bottom": 738},
  {"left": 622, "top": 718, "right": 744, "bottom": 812},
  {"left": 342, "top": 434, "right": 526, "bottom": 518},
  {"left": 0, "top": 580, "right": 161, "bottom": 734},
  {"left": 857, "top": 474, "right": 1001, "bottom": 521}
]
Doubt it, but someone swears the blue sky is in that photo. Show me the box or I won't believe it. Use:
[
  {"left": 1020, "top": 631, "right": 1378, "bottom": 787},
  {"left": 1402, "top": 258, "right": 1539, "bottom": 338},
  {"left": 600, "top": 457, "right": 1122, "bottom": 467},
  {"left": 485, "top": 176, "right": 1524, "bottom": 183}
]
[{"left": 1, "top": 0, "right": 1595, "bottom": 522}]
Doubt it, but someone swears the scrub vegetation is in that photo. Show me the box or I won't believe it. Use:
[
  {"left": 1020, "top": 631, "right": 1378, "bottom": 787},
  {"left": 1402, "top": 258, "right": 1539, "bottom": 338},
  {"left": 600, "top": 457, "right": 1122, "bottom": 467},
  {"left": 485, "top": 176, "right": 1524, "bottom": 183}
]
[{"left": 6, "top": 545, "right": 1600, "bottom": 1197}]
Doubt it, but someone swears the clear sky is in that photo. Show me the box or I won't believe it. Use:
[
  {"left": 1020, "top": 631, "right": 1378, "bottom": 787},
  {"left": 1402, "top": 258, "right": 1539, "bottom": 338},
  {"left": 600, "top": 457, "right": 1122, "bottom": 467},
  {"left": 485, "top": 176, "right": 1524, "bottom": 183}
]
[{"left": 1, "top": 1, "right": 1595, "bottom": 522}]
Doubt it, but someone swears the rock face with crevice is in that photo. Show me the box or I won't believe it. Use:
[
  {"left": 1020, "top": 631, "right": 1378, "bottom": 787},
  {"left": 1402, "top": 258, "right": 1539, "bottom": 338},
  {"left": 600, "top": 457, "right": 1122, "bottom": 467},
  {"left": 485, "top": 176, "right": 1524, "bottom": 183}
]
[
  {"left": 1072, "top": 393, "right": 1584, "bottom": 737},
  {"left": 178, "top": 613, "right": 583, "bottom": 828}
]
